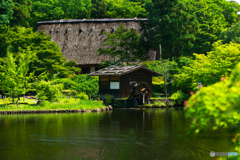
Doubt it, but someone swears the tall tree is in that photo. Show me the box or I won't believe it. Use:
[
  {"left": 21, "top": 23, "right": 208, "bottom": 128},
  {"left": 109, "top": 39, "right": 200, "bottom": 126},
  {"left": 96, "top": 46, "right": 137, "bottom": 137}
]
[
  {"left": 181, "top": 0, "right": 240, "bottom": 55},
  {"left": 91, "top": 0, "right": 148, "bottom": 18},
  {"left": 219, "top": 21, "right": 240, "bottom": 44},
  {"left": 0, "top": 26, "right": 80, "bottom": 79},
  {"left": 0, "top": 0, "right": 13, "bottom": 26},
  {"left": 144, "top": 0, "right": 199, "bottom": 61},
  {"left": 98, "top": 23, "right": 149, "bottom": 65},
  {"left": 0, "top": 49, "right": 34, "bottom": 103},
  {"left": 10, "top": 0, "right": 32, "bottom": 27}
]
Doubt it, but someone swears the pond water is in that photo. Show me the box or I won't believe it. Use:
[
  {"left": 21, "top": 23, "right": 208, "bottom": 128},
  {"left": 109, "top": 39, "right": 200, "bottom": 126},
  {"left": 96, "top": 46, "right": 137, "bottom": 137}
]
[{"left": 0, "top": 108, "right": 236, "bottom": 160}]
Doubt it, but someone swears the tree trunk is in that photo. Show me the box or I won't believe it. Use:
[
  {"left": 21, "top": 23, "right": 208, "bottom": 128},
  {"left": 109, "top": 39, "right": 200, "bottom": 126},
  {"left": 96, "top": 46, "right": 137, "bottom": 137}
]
[
  {"left": 169, "top": 46, "right": 173, "bottom": 61},
  {"left": 164, "top": 72, "right": 167, "bottom": 100}
]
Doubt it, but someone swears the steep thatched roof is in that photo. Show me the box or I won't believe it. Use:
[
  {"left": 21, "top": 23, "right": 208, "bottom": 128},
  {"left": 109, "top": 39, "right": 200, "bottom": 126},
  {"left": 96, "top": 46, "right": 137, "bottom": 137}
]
[
  {"left": 88, "top": 65, "right": 163, "bottom": 77},
  {"left": 37, "top": 18, "right": 156, "bottom": 65}
]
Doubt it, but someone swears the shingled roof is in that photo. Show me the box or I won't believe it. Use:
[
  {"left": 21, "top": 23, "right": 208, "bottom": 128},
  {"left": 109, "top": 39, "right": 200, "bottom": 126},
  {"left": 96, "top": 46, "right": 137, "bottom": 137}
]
[{"left": 88, "top": 65, "right": 163, "bottom": 77}]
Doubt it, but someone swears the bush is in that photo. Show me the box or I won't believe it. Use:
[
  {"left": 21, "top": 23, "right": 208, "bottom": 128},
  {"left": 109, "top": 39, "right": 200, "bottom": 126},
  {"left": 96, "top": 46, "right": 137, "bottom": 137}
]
[
  {"left": 170, "top": 90, "right": 189, "bottom": 105},
  {"left": 35, "top": 80, "right": 63, "bottom": 101},
  {"left": 153, "top": 101, "right": 165, "bottom": 106},
  {"left": 62, "top": 90, "right": 76, "bottom": 96},
  {"left": 77, "top": 92, "right": 89, "bottom": 100},
  {"left": 104, "top": 94, "right": 114, "bottom": 106},
  {"left": 72, "top": 74, "right": 99, "bottom": 99}
]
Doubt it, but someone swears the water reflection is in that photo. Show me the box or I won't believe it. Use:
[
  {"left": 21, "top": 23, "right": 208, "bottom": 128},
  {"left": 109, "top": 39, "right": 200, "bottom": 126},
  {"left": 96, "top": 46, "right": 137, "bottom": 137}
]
[{"left": 0, "top": 109, "right": 235, "bottom": 160}]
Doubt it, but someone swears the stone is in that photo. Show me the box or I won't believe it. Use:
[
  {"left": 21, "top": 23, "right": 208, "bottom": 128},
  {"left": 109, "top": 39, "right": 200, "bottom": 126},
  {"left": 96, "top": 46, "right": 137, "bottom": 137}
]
[
  {"left": 81, "top": 109, "right": 86, "bottom": 112},
  {"left": 37, "top": 100, "right": 42, "bottom": 105},
  {"left": 108, "top": 105, "right": 113, "bottom": 110},
  {"left": 94, "top": 108, "right": 101, "bottom": 112}
]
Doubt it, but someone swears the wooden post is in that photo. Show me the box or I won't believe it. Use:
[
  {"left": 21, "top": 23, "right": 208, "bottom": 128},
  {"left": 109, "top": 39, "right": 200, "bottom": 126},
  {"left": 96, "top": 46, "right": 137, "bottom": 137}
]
[
  {"left": 143, "top": 92, "right": 145, "bottom": 104},
  {"left": 23, "top": 95, "right": 25, "bottom": 101},
  {"left": 75, "top": 95, "right": 76, "bottom": 101},
  {"left": 0, "top": 94, "right": 1, "bottom": 99},
  {"left": 148, "top": 94, "right": 150, "bottom": 105}
]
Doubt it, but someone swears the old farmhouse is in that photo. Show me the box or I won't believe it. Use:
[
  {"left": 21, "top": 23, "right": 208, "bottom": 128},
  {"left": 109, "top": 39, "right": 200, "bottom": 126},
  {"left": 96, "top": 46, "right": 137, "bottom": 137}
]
[
  {"left": 88, "top": 65, "right": 162, "bottom": 99},
  {"left": 37, "top": 18, "right": 160, "bottom": 73}
]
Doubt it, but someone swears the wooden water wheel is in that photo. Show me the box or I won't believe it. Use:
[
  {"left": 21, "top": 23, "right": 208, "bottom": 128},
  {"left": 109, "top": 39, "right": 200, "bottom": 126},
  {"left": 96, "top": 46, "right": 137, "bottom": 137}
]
[{"left": 135, "top": 81, "right": 151, "bottom": 104}]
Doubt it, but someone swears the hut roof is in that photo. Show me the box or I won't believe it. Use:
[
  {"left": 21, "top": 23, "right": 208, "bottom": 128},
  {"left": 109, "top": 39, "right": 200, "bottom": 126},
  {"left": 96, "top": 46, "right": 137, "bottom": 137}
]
[{"left": 88, "top": 65, "right": 163, "bottom": 77}]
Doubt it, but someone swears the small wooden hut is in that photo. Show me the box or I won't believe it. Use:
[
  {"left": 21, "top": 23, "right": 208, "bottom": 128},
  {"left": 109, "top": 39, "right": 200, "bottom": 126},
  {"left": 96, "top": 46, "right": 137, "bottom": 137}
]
[{"left": 88, "top": 65, "right": 162, "bottom": 99}]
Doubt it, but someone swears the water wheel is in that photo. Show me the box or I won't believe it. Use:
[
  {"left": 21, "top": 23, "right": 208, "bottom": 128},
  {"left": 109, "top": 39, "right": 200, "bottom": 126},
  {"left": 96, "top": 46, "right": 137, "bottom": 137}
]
[{"left": 135, "top": 81, "right": 151, "bottom": 104}]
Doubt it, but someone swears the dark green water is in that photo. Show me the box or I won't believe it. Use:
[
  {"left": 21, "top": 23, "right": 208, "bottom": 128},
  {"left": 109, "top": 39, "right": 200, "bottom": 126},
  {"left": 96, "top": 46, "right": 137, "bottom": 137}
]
[{"left": 0, "top": 108, "right": 236, "bottom": 160}]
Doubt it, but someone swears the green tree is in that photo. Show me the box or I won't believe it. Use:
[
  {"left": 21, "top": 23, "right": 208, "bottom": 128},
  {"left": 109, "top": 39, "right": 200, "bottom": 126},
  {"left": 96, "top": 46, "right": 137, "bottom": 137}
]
[
  {"left": 71, "top": 74, "right": 99, "bottom": 99},
  {"left": 35, "top": 80, "right": 63, "bottom": 101},
  {"left": 180, "top": 41, "right": 240, "bottom": 86},
  {"left": 10, "top": 0, "right": 32, "bottom": 27},
  {"left": 0, "top": 49, "right": 34, "bottom": 103},
  {"left": 185, "top": 62, "right": 240, "bottom": 152},
  {"left": 91, "top": 0, "right": 148, "bottom": 18},
  {"left": 142, "top": 60, "right": 177, "bottom": 98},
  {"left": 29, "top": 0, "right": 92, "bottom": 30},
  {"left": 0, "top": 26, "right": 80, "bottom": 79},
  {"left": 219, "top": 21, "right": 240, "bottom": 44},
  {"left": 98, "top": 23, "right": 149, "bottom": 65},
  {"left": 0, "top": 0, "right": 13, "bottom": 26},
  {"left": 144, "top": 0, "right": 199, "bottom": 61}
]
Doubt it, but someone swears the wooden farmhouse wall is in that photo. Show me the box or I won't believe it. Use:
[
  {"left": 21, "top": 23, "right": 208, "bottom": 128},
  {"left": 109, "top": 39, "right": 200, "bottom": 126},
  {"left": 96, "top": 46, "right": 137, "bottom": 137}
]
[{"left": 99, "top": 76, "right": 120, "bottom": 98}]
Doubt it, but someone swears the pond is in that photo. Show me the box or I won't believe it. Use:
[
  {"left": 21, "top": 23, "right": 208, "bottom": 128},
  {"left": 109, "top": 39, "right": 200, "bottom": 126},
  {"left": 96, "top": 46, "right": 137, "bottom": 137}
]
[{"left": 0, "top": 108, "right": 236, "bottom": 160}]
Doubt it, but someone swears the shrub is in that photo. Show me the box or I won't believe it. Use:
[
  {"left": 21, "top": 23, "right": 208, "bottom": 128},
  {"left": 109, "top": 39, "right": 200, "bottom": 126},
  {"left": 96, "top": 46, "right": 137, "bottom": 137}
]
[
  {"left": 104, "top": 94, "right": 114, "bottom": 106},
  {"left": 35, "top": 80, "right": 63, "bottom": 101},
  {"left": 72, "top": 74, "right": 99, "bottom": 99},
  {"left": 77, "top": 92, "right": 89, "bottom": 100},
  {"left": 170, "top": 90, "right": 189, "bottom": 105},
  {"left": 153, "top": 101, "right": 165, "bottom": 106}
]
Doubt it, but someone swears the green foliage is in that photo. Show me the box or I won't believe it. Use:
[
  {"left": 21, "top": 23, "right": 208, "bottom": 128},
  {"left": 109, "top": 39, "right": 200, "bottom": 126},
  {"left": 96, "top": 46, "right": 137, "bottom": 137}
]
[
  {"left": 62, "top": 90, "right": 76, "bottom": 96},
  {"left": 219, "top": 21, "right": 240, "bottom": 44},
  {"left": 98, "top": 22, "right": 149, "bottom": 65},
  {"left": 181, "top": 0, "right": 228, "bottom": 55},
  {"left": 29, "top": 0, "right": 92, "bottom": 30},
  {"left": 52, "top": 78, "right": 77, "bottom": 90},
  {"left": 71, "top": 74, "right": 98, "bottom": 99},
  {"left": 144, "top": 0, "right": 199, "bottom": 60},
  {"left": 180, "top": 41, "right": 240, "bottom": 86},
  {"left": 142, "top": 60, "right": 177, "bottom": 98},
  {"left": 77, "top": 92, "right": 89, "bottom": 100},
  {"left": 91, "top": 0, "right": 147, "bottom": 19},
  {"left": 0, "top": 0, "right": 13, "bottom": 26},
  {"left": 11, "top": 0, "right": 32, "bottom": 27},
  {"left": 153, "top": 100, "right": 165, "bottom": 107},
  {"left": 170, "top": 90, "right": 188, "bottom": 105},
  {"left": 185, "top": 62, "right": 240, "bottom": 142},
  {"left": 104, "top": 94, "right": 114, "bottom": 106},
  {"left": 0, "top": 26, "right": 79, "bottom": 78},
  {"left": 35, "top": 80, "right": 63, "bottom": 101},
  {"left": 0, "top": 49, "right": 34, "bottom": 102}
]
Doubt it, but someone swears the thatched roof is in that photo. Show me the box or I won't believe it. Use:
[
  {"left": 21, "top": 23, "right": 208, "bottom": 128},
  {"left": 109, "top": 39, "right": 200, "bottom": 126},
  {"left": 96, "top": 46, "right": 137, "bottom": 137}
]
[
  {"left": 88, "top": 65, "right": 163, "bottom": 77},
  {"left": 37, "top": 18, "right": 156, "bottom": 65},
  {"left": 37, "top": 18, "right": 148, "bottom": 25}
]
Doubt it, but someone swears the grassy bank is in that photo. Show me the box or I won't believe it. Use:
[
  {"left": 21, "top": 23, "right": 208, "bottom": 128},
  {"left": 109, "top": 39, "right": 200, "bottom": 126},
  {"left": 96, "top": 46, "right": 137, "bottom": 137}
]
[{"left": 0, "top": 97, "right": 105, "bottom": 111}]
